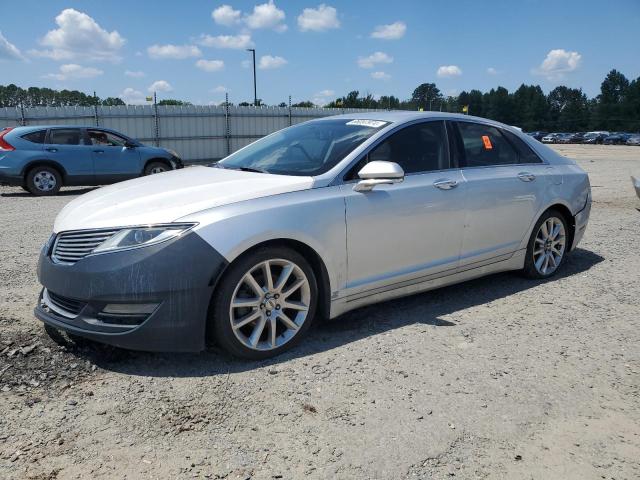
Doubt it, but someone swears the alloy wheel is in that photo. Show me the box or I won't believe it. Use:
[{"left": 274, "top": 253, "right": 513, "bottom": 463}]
[
  {"left": 229, "top": 259, "right": 311, "bottom": 351},
  {"left": 533, "top": 216, "right": 566, "bottom": 276},
  {"left": 150, "top": 166, "right": 167, "bottom": 174}
]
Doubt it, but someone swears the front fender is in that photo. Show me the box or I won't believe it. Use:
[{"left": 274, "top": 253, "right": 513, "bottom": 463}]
[{"left": 181, "top": 186, "right": 347, "bottom": 296}]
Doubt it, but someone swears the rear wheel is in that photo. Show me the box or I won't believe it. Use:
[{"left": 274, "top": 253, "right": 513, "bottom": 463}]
[
  {"left": 144, "top": 161, "right": 169, "bottom": 175},
  {"left": 210, "top": 247, "right": 318, "bottom": 360},
  {"left": 26, "top": 166, "right": 62, "bottom": 196},
  {"left": 523, "top": 210, "right": 569, "bottom": 279}
]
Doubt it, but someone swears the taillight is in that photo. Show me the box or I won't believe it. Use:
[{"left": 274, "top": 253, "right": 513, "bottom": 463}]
[{"left": 0, "top": 127, "right": 15, "bottom": 151}]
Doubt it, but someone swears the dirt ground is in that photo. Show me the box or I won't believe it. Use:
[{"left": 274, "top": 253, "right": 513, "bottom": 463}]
[{"left": 1, "top": 145, "right": 639, "bottom": 480}]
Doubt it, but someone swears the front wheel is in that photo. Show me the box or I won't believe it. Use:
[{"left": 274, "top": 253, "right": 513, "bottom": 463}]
[
  {"left": 522, "top": 210, "right": 569, "bottom": 279},
  {"left": 26, "top": 166, "right": 62, "bottom": 196},
  {"left": 210, "top": 247, "right": 318, "bottom": 360},
  {"left": 143, "top": 161, "right": 169, "bottom": 175}
]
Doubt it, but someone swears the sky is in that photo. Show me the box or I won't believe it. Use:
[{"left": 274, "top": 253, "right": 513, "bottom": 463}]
[{"left": 0, "top": 0, "right": 639, "bottom": 106}]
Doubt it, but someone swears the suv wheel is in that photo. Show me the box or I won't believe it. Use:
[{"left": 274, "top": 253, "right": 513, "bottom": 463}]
[
  {"left": 26, "top": 166, "right": 62, "bottom": 196},
  {"left": 144, "top": 161, "right": 169, "bottom": 175}
]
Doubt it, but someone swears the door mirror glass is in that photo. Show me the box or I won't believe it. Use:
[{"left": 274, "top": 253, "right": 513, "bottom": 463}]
[{"left": 354, "top": 161, "right": 404, "bottom": 192}]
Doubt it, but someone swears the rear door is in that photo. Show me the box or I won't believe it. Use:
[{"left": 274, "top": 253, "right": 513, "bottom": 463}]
[
  {"left": 44, "top": 128, "right": 94, "bottom": 184},
  {"left": 87, "top": 129, "right": 141, "bottom": 183},
  {"left": 342, "top": 120, "right": 467, "bottom": 298},
  {"left": 453, "top": 121, "right": 549, "bottom": 266}
]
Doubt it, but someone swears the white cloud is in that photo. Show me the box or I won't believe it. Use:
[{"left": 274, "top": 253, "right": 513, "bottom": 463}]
[
  {"left": 437, "top": 65, "right": 462, "bottom": 78},
  {"left": 371, "top": 21, "right": 406, "bottom": 40},
  {"left": 147, "top": 44, "right": 202, "bottom": 60},
  {"left": 316, "top": 89, "right": 334, "bottom": 97},
  {"left": 297, "top": 4, "right": 340, "bottom": 32},
  {"left": 197, "top": 34, "right": 254, "bottom": 49},
  {"left": 371, "top": 71, "right": 391, "bottom": 81},
  {"left": 29, "top": 9, "right": 125, "bottom": 62},
  {"left": 119, "top": 87, "right": 147, "bottom": 105},
  {"left": 212, "top": 85, "right": 227, "bottom": 93},
  {"left": 487, "top": 67, "right": 498, "bottom": 75},
  {"left": 44, "top": 63, "right": 103, "bottom": 81},
  {"left": 148, "top": 80, "right": 173, "bottom": 93},
  {"left": 212, "top": 5, "right": 242, "bottom": 26},
  {"left": 0, "top": 31, "right": 23, "bottom": 60},
  {"left": 258, "top": 55, "right": 287, "bottom": 69},
  {"left": 534, "top": 49, "right": 581, "bottom": 80},
  {"left": 245, "top": 1, "right": 287, "bottom": 32},
  {"left": 357, "top": 51, "right": 393, "bottom": 69},
  {"left": 125, "top": 70, "right": 145, "bottom": 78},
  {"left": 196, "top": 59, "right": 225, "bottom": 72}
]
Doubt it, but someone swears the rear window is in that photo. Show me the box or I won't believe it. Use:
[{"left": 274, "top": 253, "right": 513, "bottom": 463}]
[
  {"left": 21, "top": 130, "right": 47, "bottom": 144},
  {"left": 48, "top": 129, "right": 82, "bottom": 146},
  {"left": 501, "top": 130, "right": 543, "bottom": 164}
]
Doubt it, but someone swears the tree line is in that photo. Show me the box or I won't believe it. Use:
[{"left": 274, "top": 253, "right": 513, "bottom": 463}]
[
  {"left": 1, "top": 69, "right": 638, "bottom": 132},
  {"left": 323, "top": 69, "right": 640, "bottom": 132}
]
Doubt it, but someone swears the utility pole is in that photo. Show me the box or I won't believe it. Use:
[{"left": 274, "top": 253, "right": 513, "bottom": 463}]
[{"left": 246, "top": 48, "right": 257, "bottom": 106}]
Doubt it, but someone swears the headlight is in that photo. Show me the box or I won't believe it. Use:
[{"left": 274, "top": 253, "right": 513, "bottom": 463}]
[{"left": 92, "top": 223, "right": 196, "bottom": 254}]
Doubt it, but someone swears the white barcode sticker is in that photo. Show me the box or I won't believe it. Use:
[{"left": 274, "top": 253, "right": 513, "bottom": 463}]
[{"left": 345, "top": 119, "right": 387, "bottom": 128}]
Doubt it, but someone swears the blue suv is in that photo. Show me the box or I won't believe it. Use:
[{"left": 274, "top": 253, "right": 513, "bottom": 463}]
[{"left": 0, "top": 126, "right": 183, "bottom": 195}]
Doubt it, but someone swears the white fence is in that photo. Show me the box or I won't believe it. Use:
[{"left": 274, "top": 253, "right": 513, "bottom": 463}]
[{"left": 0, "top": 105, "right": 378, "bottom": 163}]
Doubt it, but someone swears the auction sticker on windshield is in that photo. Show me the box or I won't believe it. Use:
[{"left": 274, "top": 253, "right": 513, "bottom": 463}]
[{"left": 345, "top": 119, "right": 388, "bottom": 128}]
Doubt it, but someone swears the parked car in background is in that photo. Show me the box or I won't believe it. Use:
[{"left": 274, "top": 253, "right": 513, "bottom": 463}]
[
  {"left": 35, "top": 112, "right": 591, "bottom": 358},
  {"left": 526, "top": 131, "right": 548, "bottom": 141},
  {"left": 556, "top": 133, "right": 576, "bottom": 144},
  {"left": 570, "top": 132, "right": 586, "bottom": 143},
  {"left": 582, "top": 132, "right": 609, "bottom": 144},
  {"left": 626, "top": 135, "right": 640, "bottom": 146},
  {"left": 541, "top": 133, "right": 562, "bottom": 143},
  {"left": 0, "top": 126, "right": 183, "bottom": 195},
  {"left": 603, "top": 133, "right": 632, "bottom": 145}
]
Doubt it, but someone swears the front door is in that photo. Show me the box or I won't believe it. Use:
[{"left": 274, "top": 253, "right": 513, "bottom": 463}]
[
  {"left": 87, "top": 129, "right": 141, "bottom": 183},
  {"left": 343, "top": 120, "right": 467, "bottom": 298}
]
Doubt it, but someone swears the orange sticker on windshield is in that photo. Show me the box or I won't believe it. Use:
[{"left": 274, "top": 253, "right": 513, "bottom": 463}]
[{"left": 482, "top": 135, "right": 493, "bottom": 150}]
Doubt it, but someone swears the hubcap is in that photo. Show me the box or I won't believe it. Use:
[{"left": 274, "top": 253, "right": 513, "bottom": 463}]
[
  {"left": 150, "top": 166, "right": 166, "bottom": 174},
  {"left": 33, "top": 171, "right": 56, "bottom": 192},
  {"left": 229, "top": 259, "right": 311, "bottom": 351},
  {"left": 533, "top": 217, "right": 566, "bottom": 275}
]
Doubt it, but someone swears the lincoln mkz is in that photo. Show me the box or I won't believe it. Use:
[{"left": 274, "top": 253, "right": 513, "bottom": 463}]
[{"left": 35, "top": 112, "right": 591, "bottom": 359}]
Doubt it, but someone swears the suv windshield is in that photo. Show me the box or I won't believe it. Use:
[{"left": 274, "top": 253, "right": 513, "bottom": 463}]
[{"left": 216, "top": 119, "right": 388, "bottom": 176}]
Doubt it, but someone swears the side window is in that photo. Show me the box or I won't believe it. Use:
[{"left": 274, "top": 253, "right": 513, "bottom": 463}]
[
  {"left": 501, "top": 130, "right": 543, "bottom": 164},
  {"left": 456, "top": 122, "right": 518, "bottom": 167},
  {"left": 21, "top": 130, "right": 47, "bottom": 144},
  {"left": 344, "top": 121, "right": 449, "bottom": 180},
  {"left": 88, "top": 130, "right": 128, "bottom": 147},
  {"left": 48, "top": 129, "right": 82, "bottom": 146}
]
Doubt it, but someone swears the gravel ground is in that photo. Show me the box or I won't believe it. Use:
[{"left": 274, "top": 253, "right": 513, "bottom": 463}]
[{"left": 0, "top": 145, "right": 639, "bottom": 480}]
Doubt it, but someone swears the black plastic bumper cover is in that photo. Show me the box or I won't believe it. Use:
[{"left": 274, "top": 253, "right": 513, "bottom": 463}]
[{"left": 35, "top": 231, "right": 228, "bottom": 352}]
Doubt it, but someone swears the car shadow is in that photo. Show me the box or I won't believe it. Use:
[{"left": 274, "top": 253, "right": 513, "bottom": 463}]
[
  {"left": 49, "top": 248, "right": 604, "bottom": 378},
  {"left": 1, "top": 187, "right": 97, "bottom": 198}
]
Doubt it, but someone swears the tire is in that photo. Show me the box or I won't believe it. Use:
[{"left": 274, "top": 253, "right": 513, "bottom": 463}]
[
  {"left": 210, "top": 246, "right": 318, "bottom": 360},
  {"left": 522, "top": 209, "right": 569, "bottom": 279},
  {"left": 143, "top": 161, "right": 169, "bottom": 176},
  {"left": 26, "top": 166, "right": 62, "bottom": 196}
]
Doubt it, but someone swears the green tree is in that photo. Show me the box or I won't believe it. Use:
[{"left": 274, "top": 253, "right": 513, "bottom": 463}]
[
  {"left": 593, "top": 69, "right": 630, "bottom": 130},
  {"left": 410, "top": 83, "right": 442, "bottom": 110}
]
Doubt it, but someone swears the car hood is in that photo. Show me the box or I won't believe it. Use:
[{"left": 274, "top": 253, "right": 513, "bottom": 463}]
[{"left": 53, "top": 166, "right": 314, "bottom": 232}]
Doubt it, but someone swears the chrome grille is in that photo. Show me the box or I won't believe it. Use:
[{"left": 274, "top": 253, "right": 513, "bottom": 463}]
[{"left": 51, "top": 229, "right": 119, "bottom": 264}]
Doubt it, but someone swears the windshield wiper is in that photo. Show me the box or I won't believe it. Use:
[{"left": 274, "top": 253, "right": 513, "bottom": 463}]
[{"left": 236, "top": 166, "right": 269, "bottom": 174}]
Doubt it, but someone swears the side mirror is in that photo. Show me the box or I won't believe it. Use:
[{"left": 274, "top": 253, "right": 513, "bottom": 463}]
[
  {"left": 125, "top": 141, "right": 137, "bottom": 149},
  {"left": 354, "top": 161, "right": 405, "bottom": 192}
]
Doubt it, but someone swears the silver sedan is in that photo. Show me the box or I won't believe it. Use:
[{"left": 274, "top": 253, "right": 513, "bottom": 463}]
[{"left": 36, "top": 112, "right": 591, "bottom": 359}]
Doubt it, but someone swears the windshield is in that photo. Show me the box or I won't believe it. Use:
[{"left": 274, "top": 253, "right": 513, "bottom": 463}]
[{"left": 216, "top": 119, "right": 388, "bottom": 176}]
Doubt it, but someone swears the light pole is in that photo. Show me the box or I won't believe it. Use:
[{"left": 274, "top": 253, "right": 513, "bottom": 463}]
[{"left": 246, "top": 48, "right": 257, "bottom": 106}]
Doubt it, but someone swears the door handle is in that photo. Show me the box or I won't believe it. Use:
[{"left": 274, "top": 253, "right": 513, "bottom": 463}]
[
  {"left": 45, "top": 147, "right": 58, "bottom": 153},
  {"left": 517, "top": 172, "right": 536, "bottom": 182},
  {"left": 93, "top": 149, "right": 104, "bottom": 154},
  {"left": 433, "top": 179, "right": 459, "bottom": 190}
]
